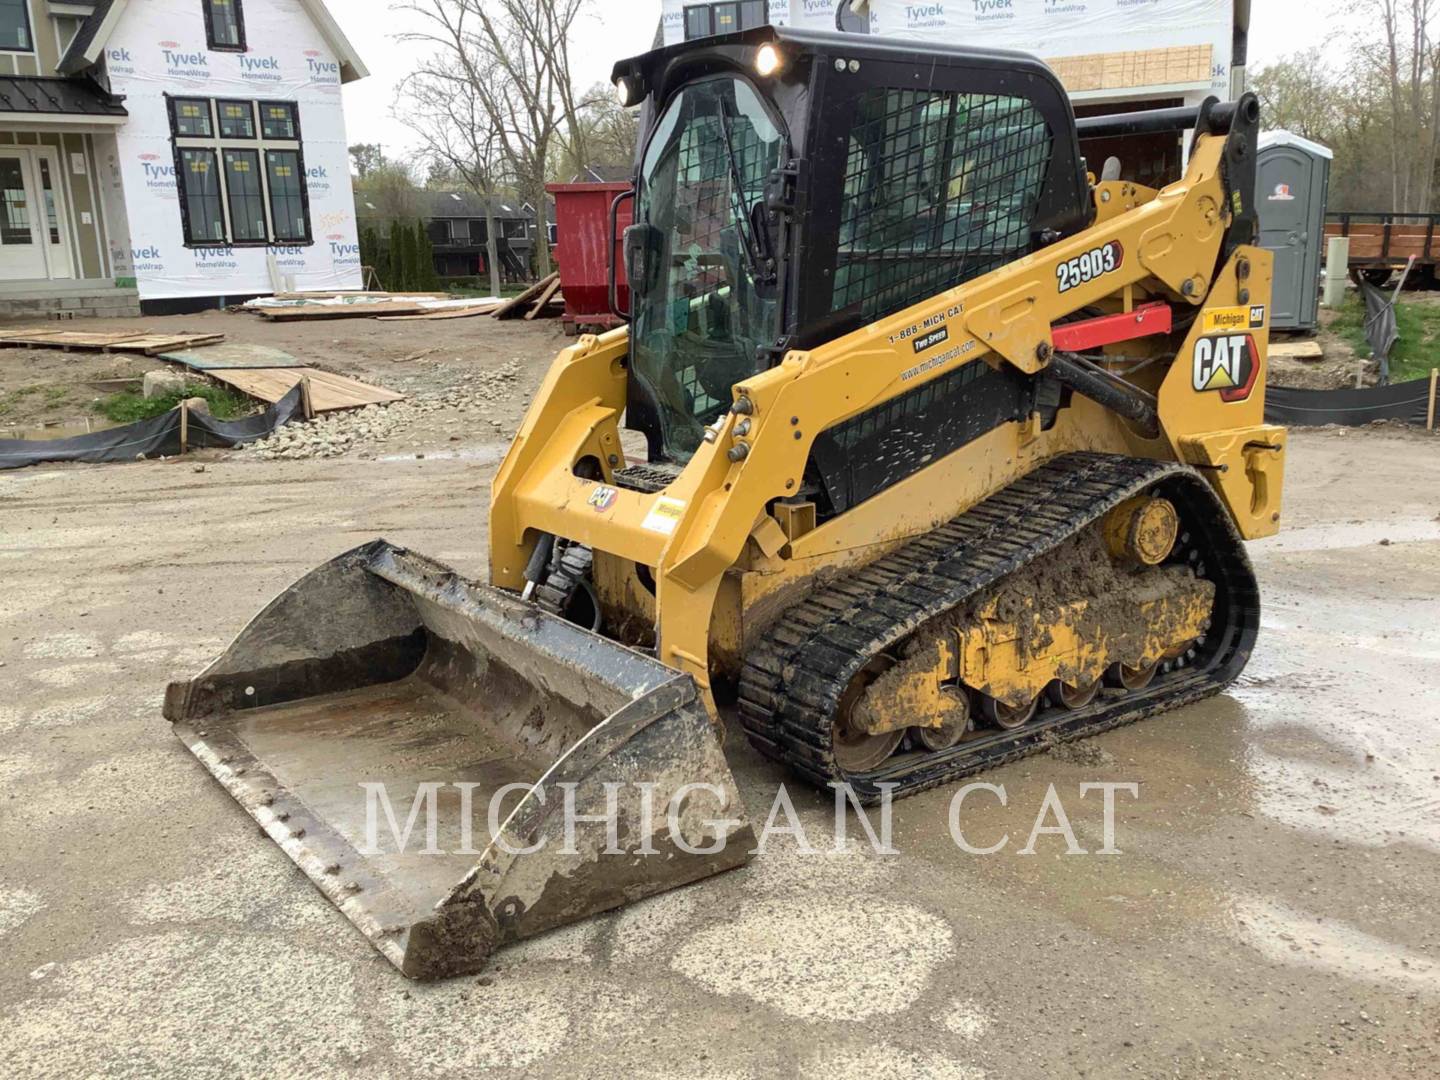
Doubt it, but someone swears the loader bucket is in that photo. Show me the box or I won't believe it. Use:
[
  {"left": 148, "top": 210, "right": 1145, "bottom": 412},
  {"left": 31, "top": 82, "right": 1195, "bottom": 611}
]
[{"left": 163, "top": 540, "right": 755, "bottom": 979}]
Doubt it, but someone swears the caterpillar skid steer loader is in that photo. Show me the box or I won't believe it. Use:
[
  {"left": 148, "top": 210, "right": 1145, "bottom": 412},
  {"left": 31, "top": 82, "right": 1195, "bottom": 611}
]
[{"left": 165, "top": 26, "right": 1286, "bottom": 978}]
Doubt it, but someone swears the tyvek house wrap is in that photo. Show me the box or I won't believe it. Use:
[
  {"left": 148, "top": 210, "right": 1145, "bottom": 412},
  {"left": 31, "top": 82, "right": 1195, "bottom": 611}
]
[
  {"left": 662, "top": 0, "right": 1234, "bottom": 101},
  {"left": 101, "top": 0, "right": 362, "bottom": 300}
]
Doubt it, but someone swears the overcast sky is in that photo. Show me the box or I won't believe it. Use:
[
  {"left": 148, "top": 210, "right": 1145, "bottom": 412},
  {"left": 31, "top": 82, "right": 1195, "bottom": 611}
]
[{"left": 330, "top": 0, "right": 1343, "bottom": 165}]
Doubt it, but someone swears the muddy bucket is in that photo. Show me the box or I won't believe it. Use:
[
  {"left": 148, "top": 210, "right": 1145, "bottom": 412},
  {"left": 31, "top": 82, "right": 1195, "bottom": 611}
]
[{"left": 163, "top": 540, "right": 755, "bottom": 979}]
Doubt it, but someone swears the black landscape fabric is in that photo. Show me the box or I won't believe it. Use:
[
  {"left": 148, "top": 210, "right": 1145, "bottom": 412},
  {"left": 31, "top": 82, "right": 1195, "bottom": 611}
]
[
  {"left": 0, "top": 384, "right": 304, "bottom": 471},
  {"left": 1265, "top": 377, "right": 1433, "bottom": 427}
]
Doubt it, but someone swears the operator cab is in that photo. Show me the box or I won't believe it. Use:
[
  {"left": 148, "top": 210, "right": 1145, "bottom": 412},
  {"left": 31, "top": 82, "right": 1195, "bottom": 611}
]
[{"left": 612, "top": 26, "right": 1092, "bottom": 470}]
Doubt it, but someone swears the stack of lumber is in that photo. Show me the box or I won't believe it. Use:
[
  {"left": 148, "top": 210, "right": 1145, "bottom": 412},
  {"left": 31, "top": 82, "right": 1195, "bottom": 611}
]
[
  {"left": 241, "top": 291, "right": 505, "bottom": 323},
  {"left": 491, "top": 273, "right": 564, "bottom": 321},
  {"left": 0, "top": 328, "right": 224, "bottom": 355}
]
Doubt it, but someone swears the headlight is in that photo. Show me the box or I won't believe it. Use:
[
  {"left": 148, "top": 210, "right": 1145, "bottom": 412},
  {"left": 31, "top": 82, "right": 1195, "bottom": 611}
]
[
  {"left": 614, "top": 75, "right": 642, "bottom": 108},
  {"left": 755, "top": 44, "right": 782, "bottom": 77}
]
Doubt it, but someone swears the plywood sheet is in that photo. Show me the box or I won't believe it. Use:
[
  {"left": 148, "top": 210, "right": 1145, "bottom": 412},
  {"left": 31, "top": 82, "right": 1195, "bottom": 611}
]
[
  {"left": 205, "top": 367, "right": 404, "bottom": 412},
  {"left": 160, "top": 343, "right": 300, "bottom": 370},
  {"left": 1269, "top": 340, "right": 1324, "bottom": 360},
  {"left": 0, "top": 329, "right": 225, "bottom": 354},
  {"left": 376, "top": 303, "right": 504, "bottom": 322},
  {"left": 1051, "top": 45, "right": 1212, "bottom": 93}
]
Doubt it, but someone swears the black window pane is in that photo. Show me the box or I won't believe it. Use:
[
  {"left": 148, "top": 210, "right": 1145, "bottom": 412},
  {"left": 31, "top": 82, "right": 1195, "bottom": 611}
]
[
  {"left": 38, "top": 158, "right": 60, "bottom": 244},
  {"left": 206, "top": 0, "right": 243, "bottom": 48},
  {"left": 217, "top": 100, "right": 255, "bottom": 139},
  {"left": 224, "top": 149, "right": 266, "bottom": 242},
  {"left": 832, "top": 88, "right": 1052, "bottom": 322},
  {"left": 683, "top": 8, "right": 709, "bottom": 40},
  {"left": 260, "top": 102, "right": 297, "bottom": 140},
  {"left": 172, "top": 98, "right": 212, "bottom": 137},
  {"left": 712, "top": 3, "right": 739, "bottom": 34},
  {"left": 0, "top": 0, "right": 32, "bottom": 51},
  {"left": 266, "top": 150, "right": 307, "bottom": 241},
  {"left": 180, "top": 149, "right": 226, "bottom": 243},
  {"left": 0, "top": 157, "right": 33, "bottom": 245}
]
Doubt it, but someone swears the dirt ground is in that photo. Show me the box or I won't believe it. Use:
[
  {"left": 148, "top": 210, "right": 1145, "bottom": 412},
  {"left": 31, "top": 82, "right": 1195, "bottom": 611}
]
[
  {"left": 3, "top": 315, "right": 1440, "bottom": 1078},
  {"left": 0, "top": 308, "right": 566, "bottom": 440}
]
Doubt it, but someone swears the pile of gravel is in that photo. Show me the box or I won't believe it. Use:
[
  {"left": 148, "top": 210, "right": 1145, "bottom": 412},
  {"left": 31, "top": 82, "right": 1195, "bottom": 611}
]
[{"left": 242, "top": 360, "right": 521, "bottom": 461}]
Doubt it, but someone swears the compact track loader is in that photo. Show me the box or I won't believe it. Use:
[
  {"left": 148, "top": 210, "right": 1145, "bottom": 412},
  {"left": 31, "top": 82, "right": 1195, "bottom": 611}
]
[{"left": 166, "top": 26, "right": 1286, "bottom": 977}]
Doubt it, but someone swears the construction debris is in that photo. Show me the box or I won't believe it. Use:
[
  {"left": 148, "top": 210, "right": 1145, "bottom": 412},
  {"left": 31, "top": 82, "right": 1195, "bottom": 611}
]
[
  {"left": 200, "top": 366, "right": 404, "bottom": 412},
  {"left": 160, "top": 343, "right": 300, "bottom": 370},
  {"left": 240, "top": 293, "right": 502, "bottom": 322},
  {"left": 0, "top": 328, "right": 225, "bottom": 355},
  {"left": 1268, "top": 339, "right": 1325, "bottom": 361},
  {"left": 491, "top": 273, "right": 562, "bottom": 320},
  {"left": 241, "top": 360, "right": 520, "bottom": 460}
]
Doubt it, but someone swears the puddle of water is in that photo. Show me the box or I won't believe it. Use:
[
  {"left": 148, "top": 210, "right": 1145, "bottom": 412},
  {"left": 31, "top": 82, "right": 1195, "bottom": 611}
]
[
  {"left": 377, "top": 445, "right": 506, "bottom": 464},
  {"left": 1230, "top": 895, "right": 1440, "bottom": 996},
  {"left": 2, "top": 416, "right": 120, "bottom": 441}
]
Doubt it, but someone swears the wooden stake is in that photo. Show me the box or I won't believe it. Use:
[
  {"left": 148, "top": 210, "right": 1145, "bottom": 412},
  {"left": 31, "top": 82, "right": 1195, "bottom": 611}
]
[
  {"left": 1428, "top": 368, "right": 1437, "bottom": 431},
  {"left": 179, "top": 403, "right": 188, "bottom": 456},
  {"left": 300, "top": 375, "right": 315, "bottom": 421}
]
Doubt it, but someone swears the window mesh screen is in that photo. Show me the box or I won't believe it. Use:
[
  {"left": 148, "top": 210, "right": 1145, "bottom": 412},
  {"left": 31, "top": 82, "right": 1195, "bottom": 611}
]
[{"left": 833, "top": 88, "right": 1052, "bottom": 323}]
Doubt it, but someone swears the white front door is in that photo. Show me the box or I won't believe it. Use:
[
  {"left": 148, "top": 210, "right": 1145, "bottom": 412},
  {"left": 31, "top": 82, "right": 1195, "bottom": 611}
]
[
  {"left": 32, "top": 149, "right": 74, "bottom": 281},
  {"left": 0, "top": 148, "right": 74, "bottom": 282}
]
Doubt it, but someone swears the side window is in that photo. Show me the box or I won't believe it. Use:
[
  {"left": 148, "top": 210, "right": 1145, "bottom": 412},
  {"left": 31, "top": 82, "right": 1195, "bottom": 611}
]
[
  {"left": 683, "top": 1, "right": 768, "bottom": 40},
  {"left": 832, "top": 88, "right": 1052, "bottom": 322},
  {"left": 203, "top": 0, "right": 246, "bottom": 52},
  {"left": 170, "top": 95, "right": 310, "bottom": 245},
  {"left": 223, "top": 149, "right": 266, "bottom": 241},
  {"left": 0, "top": 0, "right": 33, "bottom": 52},
  {"left": 683, "top": 7, "right": 710, "bottom": 40},
  {"left": 217, "top": 101, "right": 256, "bottom": 139},
  {"left": 260, "top": 102, "right": 298, "bottom": 140},
  {"left": 179, "top": 149, "right": 226, "bottom": 243},
  {"left": 265, "top": 150, "right": 307, "bottom": 242},
  {"left": 171, "top": 98, "right": 213, "bottom": 138}
]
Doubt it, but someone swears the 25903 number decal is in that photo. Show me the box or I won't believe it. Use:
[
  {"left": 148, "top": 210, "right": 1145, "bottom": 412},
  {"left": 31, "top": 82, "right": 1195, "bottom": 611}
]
[{"left": 1056, "top": 240, "right": 1123, "bottom": 293}]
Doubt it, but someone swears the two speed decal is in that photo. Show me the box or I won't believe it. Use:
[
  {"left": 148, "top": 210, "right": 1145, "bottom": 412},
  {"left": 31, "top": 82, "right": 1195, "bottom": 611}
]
[{"left": 1056, "top": 240, "right": 1123, "bottom": 293}]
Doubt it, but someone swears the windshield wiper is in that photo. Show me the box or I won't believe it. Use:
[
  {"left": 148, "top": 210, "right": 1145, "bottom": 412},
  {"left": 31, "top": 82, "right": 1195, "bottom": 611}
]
[{"left": 716, "top": 100, "right": 775, "bottom": 287}]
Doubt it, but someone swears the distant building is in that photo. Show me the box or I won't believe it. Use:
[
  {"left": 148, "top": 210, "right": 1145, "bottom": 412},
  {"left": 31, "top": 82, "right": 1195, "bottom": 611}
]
[
  {"left": 0, "top": 0, "right": 368, "bottom": 317},
  {"left": 358, "top": 190, "right": 557, "bottom": 283}
]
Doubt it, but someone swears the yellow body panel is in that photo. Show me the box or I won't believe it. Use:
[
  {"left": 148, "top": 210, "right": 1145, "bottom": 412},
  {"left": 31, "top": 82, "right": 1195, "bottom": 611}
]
[{"left": 489, "top": 129, "right": 1286, "bottom": 711}]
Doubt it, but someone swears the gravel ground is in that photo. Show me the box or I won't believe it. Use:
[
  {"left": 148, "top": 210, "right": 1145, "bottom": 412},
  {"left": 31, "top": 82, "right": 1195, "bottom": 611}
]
[{"left": 2, "top": 320, "right": 1440, "bottom": 1077}]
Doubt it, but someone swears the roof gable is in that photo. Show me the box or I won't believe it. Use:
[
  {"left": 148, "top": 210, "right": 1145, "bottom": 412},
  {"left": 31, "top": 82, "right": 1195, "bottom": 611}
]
[{"left": 59, "top": 0, "right": 368, "bottom": 83}]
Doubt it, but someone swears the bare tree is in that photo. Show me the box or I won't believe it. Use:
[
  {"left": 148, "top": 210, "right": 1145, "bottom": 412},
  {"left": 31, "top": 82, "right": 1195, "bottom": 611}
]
[
  {"left": 396, "top": 0, "right": 592, "bottom": 279},
  {"left": 552, "top": 81, "right": 640, "bottom": 181},
  {"left": 1256, "top": 3, "right": 1440, "bottom": 214},
  {"left": 1356, "top": 0, "right": 1437, "bottom": 211}
]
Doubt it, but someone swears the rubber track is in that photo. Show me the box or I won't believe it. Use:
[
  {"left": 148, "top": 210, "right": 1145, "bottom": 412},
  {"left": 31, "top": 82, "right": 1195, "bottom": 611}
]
[
  {"left": 533, "top": 544, "right": 594, "bottom": 619},
  {"left": 736, "top": 452, "right": 1260, "bottom": 802},
  {"left": 613, "top": 462, "right": 682, "bottom": 494}
]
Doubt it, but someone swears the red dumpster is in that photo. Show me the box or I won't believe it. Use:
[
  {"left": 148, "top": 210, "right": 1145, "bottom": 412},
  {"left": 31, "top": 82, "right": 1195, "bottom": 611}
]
[{"left": 546, "top": 181, "right": 632, "bottom": 333}]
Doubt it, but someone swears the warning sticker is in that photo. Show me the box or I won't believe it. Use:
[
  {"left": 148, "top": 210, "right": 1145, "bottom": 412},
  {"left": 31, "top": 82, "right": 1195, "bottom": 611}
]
[{"left": 642, "top": 496, "right": 686, "bottom": 536}]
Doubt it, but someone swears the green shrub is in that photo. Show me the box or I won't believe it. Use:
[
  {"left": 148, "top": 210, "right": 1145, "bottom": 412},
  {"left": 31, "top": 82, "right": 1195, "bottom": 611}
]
[{"left": 92, "top": 383, "right": 255, "bottom": 423}]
